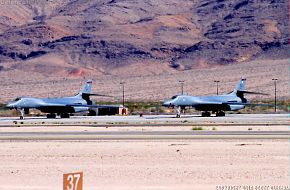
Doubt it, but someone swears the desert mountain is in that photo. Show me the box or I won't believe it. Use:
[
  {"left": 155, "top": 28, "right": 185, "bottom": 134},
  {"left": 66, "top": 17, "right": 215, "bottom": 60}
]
[{"left": 0, "top": 0, "right": 288, "bottom": 76}]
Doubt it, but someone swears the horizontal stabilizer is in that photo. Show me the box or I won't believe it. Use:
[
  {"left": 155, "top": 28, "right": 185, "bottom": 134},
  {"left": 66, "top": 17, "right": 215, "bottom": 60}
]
[
  {"left": 237, "top": 90, "right": 269, "bottom": 95},
  {"left": 224, "top": 102, "right": 275, "bottom": 107},
  {"left": 68, "top": 104, "right": 123, "bottom": 108},
  {"left": 82, "top": 93, "right": 113, "bottom": 97}
]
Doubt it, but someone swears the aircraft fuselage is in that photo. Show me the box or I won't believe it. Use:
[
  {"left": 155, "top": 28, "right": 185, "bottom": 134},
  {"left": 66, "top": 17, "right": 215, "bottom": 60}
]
[
  {"left": 7, "top": 96, "right": 89, "bottom": 114},
  {"left": 163, "top": 94, "right": 245, "bottom": 112}
]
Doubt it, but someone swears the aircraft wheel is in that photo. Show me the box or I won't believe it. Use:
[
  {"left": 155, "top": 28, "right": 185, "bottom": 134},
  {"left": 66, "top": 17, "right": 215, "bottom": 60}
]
[
  {"left": 216, "top": 111, "right": 225, "bottom": 117},
  {"left": 176, "top": 114, "right": 181, "bottom": 118},
  {"left": 20, "top": 116, "right": 24, "bottom": 120},
  {"left": 47, "top": 113, "right": 56, "bottom": 119},
  {"left": 201, "top": 111, "right": 211, "bottom": 117},
  {"left": 60, "top": 113, "right": 70, "bottom": 118},
  {"left": 88, "top": 110, "right": 97, "bottom": 116}
]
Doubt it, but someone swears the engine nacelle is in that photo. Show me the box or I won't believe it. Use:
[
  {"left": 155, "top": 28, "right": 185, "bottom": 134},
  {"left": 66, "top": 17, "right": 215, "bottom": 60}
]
[
  {"left": 73, "top": 107, "right": 89, "bottom": 113},
  {"left": 229, "top": 105, "right": 245, "bottom": 111}
]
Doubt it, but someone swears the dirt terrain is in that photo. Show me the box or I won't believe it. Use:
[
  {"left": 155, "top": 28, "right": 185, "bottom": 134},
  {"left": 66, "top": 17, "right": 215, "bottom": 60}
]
[
  {"left": 0, "top": 58, "right": 288, "bottom": 103},
  {"left": 0, "top": 139, "right": 288, "bottom": 190},
  {"left": 0, "top": 0, "right": 288, "bottom": 103},
  {"left": 0, "top": 0, "right": 288, "bottom": 77}
]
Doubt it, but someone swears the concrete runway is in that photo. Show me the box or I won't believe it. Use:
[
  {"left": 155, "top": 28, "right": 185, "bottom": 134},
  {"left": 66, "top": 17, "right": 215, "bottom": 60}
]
[
  {"left": 0, "top": 130, "right": 289, "bottom": 140},
  {"left": 0, "top": 114, "right": 288, "bottom": 140},
  {"left": 0, "top": 114, "right": 288, "bottom": 126}
]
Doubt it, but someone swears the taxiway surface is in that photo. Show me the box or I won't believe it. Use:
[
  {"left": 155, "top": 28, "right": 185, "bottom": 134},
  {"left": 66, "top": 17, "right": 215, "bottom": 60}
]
[
  {"left": 0, "top": 114, "right": 288, "bottom": 126},
  {"left": 0, "top": 114, "right": 288, "bottom": 140},
  {"left": 0, "top": 130, "right": 289, "bottom": 140}
]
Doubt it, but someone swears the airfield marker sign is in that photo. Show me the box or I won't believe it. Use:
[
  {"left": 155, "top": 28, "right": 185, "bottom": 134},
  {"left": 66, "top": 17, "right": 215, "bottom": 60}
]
[{"left": 63, "top": 172, "right": 83, "bottom": 190}]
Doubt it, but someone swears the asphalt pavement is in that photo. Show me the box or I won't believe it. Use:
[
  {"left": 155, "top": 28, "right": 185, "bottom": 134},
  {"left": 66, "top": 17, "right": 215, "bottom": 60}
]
[{"left": 0, "top": 130, "right": 289, "bottom": 140}]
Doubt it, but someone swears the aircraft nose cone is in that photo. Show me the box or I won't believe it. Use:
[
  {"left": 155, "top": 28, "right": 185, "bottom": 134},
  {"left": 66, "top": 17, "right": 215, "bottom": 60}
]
[
  {"left": 162, "top": 101, "right": 168, "bottom": 107},
  {"left": 6, "top": 102, "right": 15, "bottom": 109},
  {"left": 6, "top": 104, "right": 12, "bottom": 109},
  {"left": 162, "top": 101, "right": 172, "bottom": 107}
]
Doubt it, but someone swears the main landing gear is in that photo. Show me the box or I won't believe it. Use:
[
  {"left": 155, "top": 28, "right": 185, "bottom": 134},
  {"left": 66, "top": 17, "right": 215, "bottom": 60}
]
[
  {"left": 47, "top": 113, "right": 56, "bottom": 119},
  {"left": 88, "top": 110, "right": 97, "bottom": 116},
  {"left": 216, "top": 111, "right": 225, "bottom": 117},
  {"left": 46, "top": 113, "right": 72, "bottom": 118},
  {"left": 201, "top": 111, "right": 225, "bottom": 117},
  {"left": 47, "top": 113, "right": 70, "bottom": 118},
  {"left": 201, "top": 111, "right": 211, "bottom": 117},
  {"left": 60, "top": 113, "right": 70, "bottom": 118}
]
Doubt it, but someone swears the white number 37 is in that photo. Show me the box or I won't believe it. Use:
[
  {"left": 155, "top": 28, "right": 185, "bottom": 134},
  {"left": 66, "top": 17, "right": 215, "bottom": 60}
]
[{"left": 63, "top": 172, "right": 83, "bottom": 190}]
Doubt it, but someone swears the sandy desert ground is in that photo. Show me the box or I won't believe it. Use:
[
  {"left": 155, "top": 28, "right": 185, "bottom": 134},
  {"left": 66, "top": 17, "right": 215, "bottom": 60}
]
[
  {"left": 0, "top": 113, "right": 289, "bottom": 190},
  {"left": 0, "top": 139, "right": 289, "bottom": 190},
  {"left": 0, "top": 59, "right": 288, "bottom": 103}
]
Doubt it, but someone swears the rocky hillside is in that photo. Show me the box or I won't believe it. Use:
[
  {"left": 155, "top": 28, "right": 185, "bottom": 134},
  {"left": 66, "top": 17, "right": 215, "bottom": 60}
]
[{"left": 0, "top": 0, "right": 288, "bottom": 76}]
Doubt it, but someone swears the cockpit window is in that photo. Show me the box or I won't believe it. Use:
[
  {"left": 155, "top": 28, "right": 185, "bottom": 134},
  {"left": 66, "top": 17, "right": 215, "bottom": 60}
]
[
  {"left": 14, "top": 97, "right": 21, "bottom": 101},
  {"left": 171, "top": 95, "right": 178, "bottom": 99}
]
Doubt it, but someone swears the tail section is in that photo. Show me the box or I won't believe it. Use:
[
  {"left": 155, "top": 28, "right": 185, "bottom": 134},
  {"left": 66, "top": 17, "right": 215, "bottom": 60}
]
[
  {"left": 77, "top": 80, "right": 93, "bottom": 97},
  {"left": 75, "top": 80, "right": 93, "bottom": 105},
  {"left": 234, "top": 79, "right": 247, "bottom": 102},
  {"left": 231, "top": 78, "right": 268, "bottom": 102},
  {"left": 76, "top": 79, "right": 112, "bottom": 98},
  {"left": 234, "top": 78, "right": 246, "bottom": 93}
]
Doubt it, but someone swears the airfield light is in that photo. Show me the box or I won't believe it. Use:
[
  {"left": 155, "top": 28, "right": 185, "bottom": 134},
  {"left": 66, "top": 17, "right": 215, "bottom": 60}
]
[
  {"left": 214, "top": 80, "right": 220, "bottom": 95},
  {"left": 271, "top": 78, "right": 278, "bottom": 112},
  {"left": 120, "top": 82, "right": 125, "bottom": 112},
  {"left": 179, "top": 80, "right": 185, "bottom": 95}
]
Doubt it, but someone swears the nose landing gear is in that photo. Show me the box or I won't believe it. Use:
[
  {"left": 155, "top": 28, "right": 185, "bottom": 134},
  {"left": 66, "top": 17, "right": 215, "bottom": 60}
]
[
  {"left": 19, "top": 109, "right": 24, "bottom": 120},
  {"left": 176, "top": 107, "right": 181, "bottom": 118}
]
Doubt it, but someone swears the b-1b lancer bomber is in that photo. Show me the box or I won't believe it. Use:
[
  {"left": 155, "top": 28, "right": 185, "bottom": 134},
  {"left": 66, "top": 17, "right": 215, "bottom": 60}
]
[
  {"left": 6, "top": 80, "right": 118, "bottom": 119},
  {"left": 162, "top": 79, "right": 268, "bottom": 117}
]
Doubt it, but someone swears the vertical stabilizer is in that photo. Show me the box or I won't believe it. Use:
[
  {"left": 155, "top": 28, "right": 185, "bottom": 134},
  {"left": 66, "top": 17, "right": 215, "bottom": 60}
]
[
  {"left": 232, "top": 78, "right": 247, "bottom": 102},
  {"left": 234, "top": 78, "right": 246, "bottom": 93},
  {"left": 77, "top": 80, "right": 93, "bottom": 96}
]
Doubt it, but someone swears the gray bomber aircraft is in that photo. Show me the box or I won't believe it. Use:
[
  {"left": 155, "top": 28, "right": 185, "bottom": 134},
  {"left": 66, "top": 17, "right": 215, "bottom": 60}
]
[
  {"left": 6, "top": 80, "right": 119, "bottom": 119},
  {"left": 162, "top": 79, "right": 267, "bottom": 117}
]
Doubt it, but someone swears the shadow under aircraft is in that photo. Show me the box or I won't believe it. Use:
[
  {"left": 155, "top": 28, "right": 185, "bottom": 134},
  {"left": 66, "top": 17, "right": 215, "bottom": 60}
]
[{"left": 6, "top": 80, "right": 121, "bottom": 119}]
